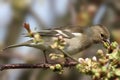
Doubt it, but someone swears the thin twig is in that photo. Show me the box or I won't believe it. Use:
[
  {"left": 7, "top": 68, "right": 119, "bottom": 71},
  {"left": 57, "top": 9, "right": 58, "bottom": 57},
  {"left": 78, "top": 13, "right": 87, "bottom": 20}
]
[{"left": 0, "top": 61, "right": 77, "bottom": 71}]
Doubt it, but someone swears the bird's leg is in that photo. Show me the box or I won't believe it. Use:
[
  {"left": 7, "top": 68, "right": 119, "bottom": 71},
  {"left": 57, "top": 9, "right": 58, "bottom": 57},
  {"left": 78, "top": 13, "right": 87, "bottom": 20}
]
[
  {"left": 59, "top": 49, "right": 79, "bottom": 63},
  {"left": 64, "top": 55, "right": 71, "bottom": 63},
  {"left": 43, "top": 50, "right": 48, "bottom": 64}
]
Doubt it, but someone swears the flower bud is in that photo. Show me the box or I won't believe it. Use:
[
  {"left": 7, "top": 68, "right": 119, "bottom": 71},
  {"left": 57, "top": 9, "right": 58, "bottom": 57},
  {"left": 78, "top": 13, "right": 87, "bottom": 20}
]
[
  {"left": 78, "top": 58, "right": 84, "bottom": 63},
  {"left": 55, "top": 64, "right": 62, "bottom": 70},
  {"left": 92, "top": 56, "right": 97, "bottom": 61},
  {"left": 50, "top": 66, "right": 55, "bottom": 70}
]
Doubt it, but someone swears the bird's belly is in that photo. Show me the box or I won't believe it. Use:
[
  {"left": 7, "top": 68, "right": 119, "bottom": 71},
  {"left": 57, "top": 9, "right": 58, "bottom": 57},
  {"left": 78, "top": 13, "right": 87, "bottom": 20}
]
[
  {"left": 64, "top": 37, "right": 82, "bottom": 54},
  {"left": 43, "top": 36, "right": 89, "bottom": 55}
]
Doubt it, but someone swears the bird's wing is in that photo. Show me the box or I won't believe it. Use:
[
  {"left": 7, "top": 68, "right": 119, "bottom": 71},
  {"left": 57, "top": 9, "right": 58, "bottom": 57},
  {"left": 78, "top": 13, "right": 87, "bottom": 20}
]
[
  {"left": 37, "top": 25, "right": 89, "bottom": 38},
  {"left": 38, "top": 29, "right": 75, "bottom": 39},
  {"left": 44, "top": 25, "right": 89, "bottom": 33},
  {"left": 23, "top": 25, "right": 88, "bottom": 39}
]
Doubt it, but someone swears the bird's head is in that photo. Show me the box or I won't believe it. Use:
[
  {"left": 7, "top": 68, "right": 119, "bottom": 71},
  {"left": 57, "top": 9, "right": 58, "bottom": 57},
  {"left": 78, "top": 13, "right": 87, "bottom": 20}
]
[{"left": 90, "top": 25, "right": 110, "bottom": 44}]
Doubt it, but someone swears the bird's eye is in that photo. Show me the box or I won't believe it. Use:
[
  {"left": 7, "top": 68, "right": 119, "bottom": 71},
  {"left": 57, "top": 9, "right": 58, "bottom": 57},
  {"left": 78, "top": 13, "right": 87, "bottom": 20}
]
[
  {"left": 101, "top": 34, "right": 107, "bottom": 39},
  {"left": 101, "top": 34, "right": 104, "bottom": 37}
]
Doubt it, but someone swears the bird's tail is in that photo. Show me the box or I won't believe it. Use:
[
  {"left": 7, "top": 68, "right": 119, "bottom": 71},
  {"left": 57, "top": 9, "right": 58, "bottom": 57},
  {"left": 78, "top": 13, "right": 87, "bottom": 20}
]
[{"left": 1, "top": 44, "right": 29, "bottom": 51}]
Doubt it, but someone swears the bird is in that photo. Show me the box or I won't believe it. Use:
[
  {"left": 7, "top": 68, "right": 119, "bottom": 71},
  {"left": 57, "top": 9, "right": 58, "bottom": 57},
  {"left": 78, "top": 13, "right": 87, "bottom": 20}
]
[
  {"left": 1, "top": 24, "right": 110, "bottom": 62},
  {"left": 27, "top": 24, "right": 110, "bottom": 54}
]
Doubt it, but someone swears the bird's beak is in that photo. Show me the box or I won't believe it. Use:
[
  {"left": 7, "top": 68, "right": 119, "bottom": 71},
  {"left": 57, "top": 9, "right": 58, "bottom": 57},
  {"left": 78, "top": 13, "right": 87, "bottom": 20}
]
[
  {"left": 102, "top": 38, "right": 110, "bottom": 47},
  {"left": 105, "top": 39, "right": 110, "bottom": 44},
  {"left": 102, "top": 38, "right": 110, "bottom": 43}
]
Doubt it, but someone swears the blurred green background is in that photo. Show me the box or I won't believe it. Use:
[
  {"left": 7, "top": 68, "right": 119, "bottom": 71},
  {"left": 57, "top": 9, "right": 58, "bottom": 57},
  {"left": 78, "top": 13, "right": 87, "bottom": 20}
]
[{"left": 0, "top": 0, "right": 120, "bottom": 80}]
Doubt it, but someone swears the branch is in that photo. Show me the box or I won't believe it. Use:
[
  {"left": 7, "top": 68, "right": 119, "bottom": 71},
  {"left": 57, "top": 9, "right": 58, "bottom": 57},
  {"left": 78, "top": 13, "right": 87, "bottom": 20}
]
[{"left": 0, "top": 61, "right": 77, "bottom": 71}]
